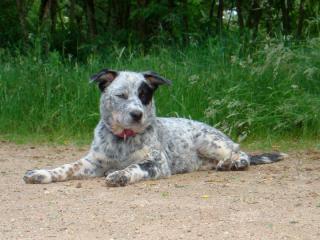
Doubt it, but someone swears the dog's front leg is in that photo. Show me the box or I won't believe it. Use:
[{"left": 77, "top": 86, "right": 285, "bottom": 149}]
[
  {"left": 105, "top": 151, "right": 170, "bottom": 187},
  {"left": 23, "top": 152, "right": 106, "bottom": 184}
]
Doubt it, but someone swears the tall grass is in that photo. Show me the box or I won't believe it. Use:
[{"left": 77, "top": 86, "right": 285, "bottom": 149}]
[{"left": 0, "top": 38, "right": 319, "bottom": 144}]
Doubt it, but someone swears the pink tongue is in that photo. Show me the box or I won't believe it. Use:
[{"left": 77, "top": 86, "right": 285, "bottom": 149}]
[{"left": 116, "top": 129, "right": 136, "bottom": 138}]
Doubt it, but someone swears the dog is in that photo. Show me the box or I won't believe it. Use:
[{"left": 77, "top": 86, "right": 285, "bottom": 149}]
[{"left": 23, "top": 70, "right": 286, "bottom": 186}]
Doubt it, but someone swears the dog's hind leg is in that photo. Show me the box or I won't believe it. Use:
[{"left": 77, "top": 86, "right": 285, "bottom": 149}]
[
  {"left": 194, "top": 129, "right": 250, "bottom": 171},
  {"left": 194, "top": 128, "right": 286, "bottom": 171},
  {"left": 23, "top": 153, "right": 106, "bottom": 184}
]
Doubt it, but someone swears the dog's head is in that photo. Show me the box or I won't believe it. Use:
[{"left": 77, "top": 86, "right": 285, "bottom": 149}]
[{"left": 90, "top": 69, "right": 171, "bottom": 137}]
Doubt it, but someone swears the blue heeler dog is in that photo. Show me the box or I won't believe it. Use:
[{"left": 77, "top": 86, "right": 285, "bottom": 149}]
[{"left": 23, "top": 70, "right": 286, "bottom": 186}]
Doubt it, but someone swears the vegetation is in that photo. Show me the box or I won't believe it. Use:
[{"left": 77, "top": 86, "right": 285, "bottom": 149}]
[
  {"left": 2, "top": 0, "right": 320, "bottom": 56},
  {"left": 0, "top": 1, "right": 319, "bottom": 146}
]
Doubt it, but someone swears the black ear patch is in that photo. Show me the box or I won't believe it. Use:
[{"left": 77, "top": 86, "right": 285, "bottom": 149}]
[
  {"left": 142, "top": 71, "right": 172, "bottom": 87},
  {"left": 90, "top": 69, "right": 118, "bottom": 92},
  {"left": 138, "top": 82, "right": 155, "bottom": 105}
]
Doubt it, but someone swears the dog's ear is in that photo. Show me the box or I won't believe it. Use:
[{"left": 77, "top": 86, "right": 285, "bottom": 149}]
[
  {"left": 90, "top": 69, "right": 118, "bottom": 92},
  {"left": 142, "top": 71, "right": 172, "bottom": 88}
]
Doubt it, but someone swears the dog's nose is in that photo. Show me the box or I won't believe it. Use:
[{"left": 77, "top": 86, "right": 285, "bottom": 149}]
[{"left": 130, "top": 110, "right": 143, "bottom": 122}]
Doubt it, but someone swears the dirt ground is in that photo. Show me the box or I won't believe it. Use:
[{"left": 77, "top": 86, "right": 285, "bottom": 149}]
[{"left": 0, "top": 142, "right": 319, "bottom": 240}]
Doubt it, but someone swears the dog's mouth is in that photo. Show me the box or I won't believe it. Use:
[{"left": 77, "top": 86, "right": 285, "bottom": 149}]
[
  {"left": 110, "top": 112, "right": 146, "bottom": 138},
  {"left": 115, "top": 129, "right": 136, "bottom": 138},
  {"left": 110, "top": 120, "right": 144, "bottom": 139},
  {"left": 111, "top": 123, "right": 141, "bottom": 139}
]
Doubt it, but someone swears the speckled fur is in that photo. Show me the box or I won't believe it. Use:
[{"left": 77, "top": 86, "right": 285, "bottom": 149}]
[{"left": 23, "top": 70, "right": 286, "bottom": 186}]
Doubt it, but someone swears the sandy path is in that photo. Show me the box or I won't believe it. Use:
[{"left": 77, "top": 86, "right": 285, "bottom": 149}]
[{"left": 0, "top": 142, "right": 319, "bottom": 240}]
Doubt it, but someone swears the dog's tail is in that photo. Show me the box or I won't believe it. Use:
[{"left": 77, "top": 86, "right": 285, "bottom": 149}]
[{"left": 249, "top": 152, "right": 288, "bottom": 165}]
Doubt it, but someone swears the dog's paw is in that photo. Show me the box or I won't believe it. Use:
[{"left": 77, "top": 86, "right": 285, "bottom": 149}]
[
  {"left": 232, "top": 159, "right": 249, "bottom": 170},
  {"left": 216, "top": 160, "right": 233, "bottom": 171},
  {"left": 216, "top": 158, "right": 249, "bottom": 171},
  {"left": 23, "top": 169, "right": 52, "bottom": 184},
  {"left": 105, "top": 171, "right": 129, "bottom": 187}
]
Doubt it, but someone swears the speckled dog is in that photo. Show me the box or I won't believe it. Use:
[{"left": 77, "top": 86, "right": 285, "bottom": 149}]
[{"left": 23, "top": 70, "right": 286, "bottom": 186}]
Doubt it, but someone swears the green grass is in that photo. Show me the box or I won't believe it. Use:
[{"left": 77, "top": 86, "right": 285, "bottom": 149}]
[{"left": 0, "top": 38, "right": 320, "bottom": 148}]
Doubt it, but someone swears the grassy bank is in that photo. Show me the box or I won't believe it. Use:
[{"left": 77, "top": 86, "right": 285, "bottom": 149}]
[{"left": 0, "top": 38, "right": 319, "bottom": 146}]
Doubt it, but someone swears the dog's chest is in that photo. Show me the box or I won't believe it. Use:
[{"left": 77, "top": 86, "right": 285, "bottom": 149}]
[{"left": 97, "top": 137, "right": 152, "bottom": 168}]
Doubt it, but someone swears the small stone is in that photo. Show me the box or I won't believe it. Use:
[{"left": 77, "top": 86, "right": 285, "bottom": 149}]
[
  {"left": 201, "top": 195, "right": 209, "bottom": 199},
  {"left": 289, "top": 220, "right": 299, "bottom": 224},
  {"left": 75, "top": 182, "right": 82, "bottom": 188}
]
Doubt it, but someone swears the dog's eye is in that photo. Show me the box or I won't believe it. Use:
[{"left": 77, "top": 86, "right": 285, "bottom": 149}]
[
  {"left": 116, "top": 93, "right": 128, "bottom": 99},
  {"left": 138, "top": 82, "right": 154, "bottom": 105},
  {"left": 139, "top": 93, "right": 145, "bottom": 99}
]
